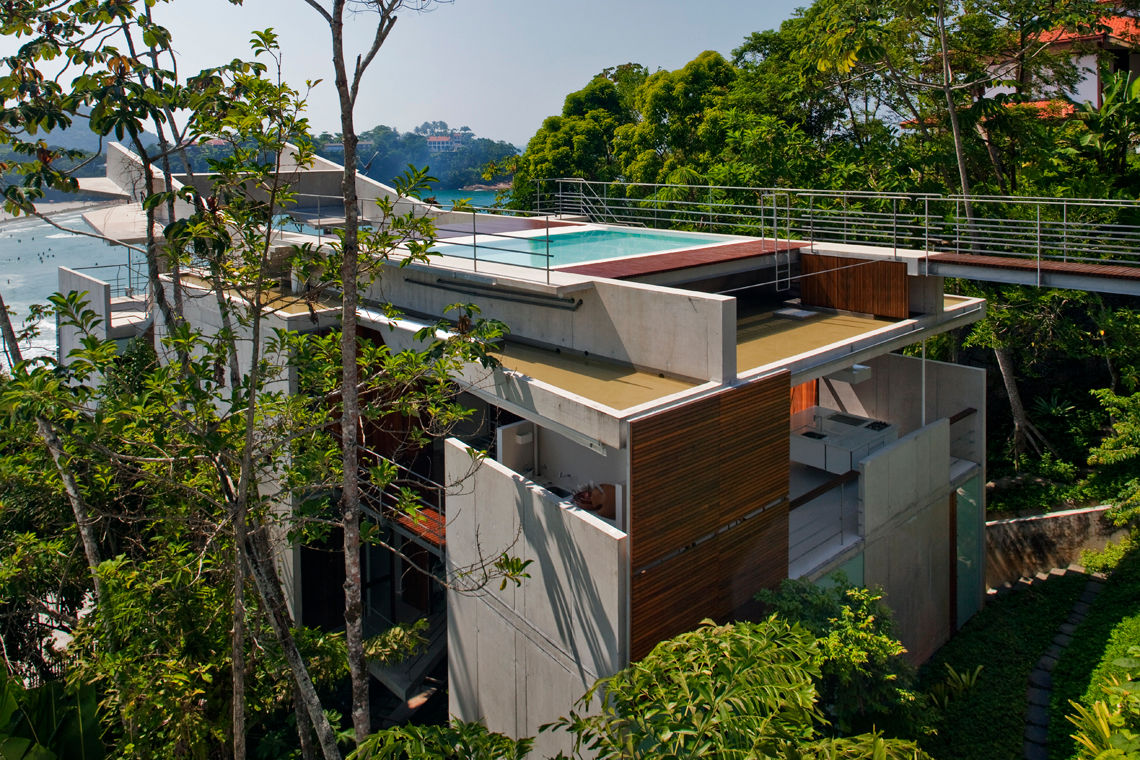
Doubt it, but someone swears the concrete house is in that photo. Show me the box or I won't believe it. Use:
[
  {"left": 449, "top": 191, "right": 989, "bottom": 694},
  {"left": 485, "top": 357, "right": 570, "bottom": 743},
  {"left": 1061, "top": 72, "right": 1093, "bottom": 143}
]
[{"left": 60, "top": 145, "right": 991, "bottom": 755}]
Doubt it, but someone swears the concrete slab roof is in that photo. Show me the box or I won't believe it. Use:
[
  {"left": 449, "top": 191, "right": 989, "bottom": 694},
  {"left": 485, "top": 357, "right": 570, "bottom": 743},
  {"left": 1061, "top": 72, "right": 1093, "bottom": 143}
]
[
  {"left": 492, "top": 341, "right": 698, "bottom": 411},
  {"left": 736, "top": 309, "right": 895, "bottom": 372}
]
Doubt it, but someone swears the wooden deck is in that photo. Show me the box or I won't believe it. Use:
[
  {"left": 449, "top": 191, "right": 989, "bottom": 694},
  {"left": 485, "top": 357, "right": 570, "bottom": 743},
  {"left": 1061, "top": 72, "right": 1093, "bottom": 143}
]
[
  {"left": 392, "top": 506, "right": 446, "bottom": 548},
  {"left": 557, "top": 238, "right": 805, "bottom": 279},
  {"left": 927, "top": 252, "right": 1140, "bottom": 281}
]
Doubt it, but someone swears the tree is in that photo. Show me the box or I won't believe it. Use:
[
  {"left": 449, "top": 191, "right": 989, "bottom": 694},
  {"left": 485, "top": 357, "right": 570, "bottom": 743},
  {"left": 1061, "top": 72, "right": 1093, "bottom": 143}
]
[
  {"left": 353, "top": 619, "right": 932, "bottom": 759},
  {"left": 757, "top": 578, "right": 924, "bottom": 737},
  {"left": 510, "top": 73, "right": 638, "bottom": 208}
]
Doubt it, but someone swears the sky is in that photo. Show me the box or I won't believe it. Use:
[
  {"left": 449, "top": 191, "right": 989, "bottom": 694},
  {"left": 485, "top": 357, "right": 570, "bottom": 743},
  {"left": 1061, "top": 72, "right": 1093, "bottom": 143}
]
[{"left": 147, "top": 0, "right": 805, "bottom": 147}]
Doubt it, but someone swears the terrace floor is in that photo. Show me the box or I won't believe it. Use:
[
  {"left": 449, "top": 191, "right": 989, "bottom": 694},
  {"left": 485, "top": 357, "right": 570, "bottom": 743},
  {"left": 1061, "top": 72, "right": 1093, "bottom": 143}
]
[
  {"left": 492, "top": 341, "right": 698, "bottom": 410},
  {"left": 736, "top": 307, "right": 895, "bottom": 371}
]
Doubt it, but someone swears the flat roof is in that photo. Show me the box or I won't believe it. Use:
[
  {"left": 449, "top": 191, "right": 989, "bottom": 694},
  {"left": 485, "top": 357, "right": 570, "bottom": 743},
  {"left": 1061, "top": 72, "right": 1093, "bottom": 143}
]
[
  {"left": 492, "top": 341, "right": 698, "bottom": 410},
  {"left": 736, "top": 309, "right": 895, "bottom": 371},
  {"left": 181, "top": 274, "right": 340, "bottom": 317}
]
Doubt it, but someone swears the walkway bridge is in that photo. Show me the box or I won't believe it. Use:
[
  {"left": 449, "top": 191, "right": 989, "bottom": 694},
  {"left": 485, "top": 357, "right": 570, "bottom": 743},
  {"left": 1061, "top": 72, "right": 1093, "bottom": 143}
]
[{"left": 535, "top": 179, "right": 1140, "bottom": 296}]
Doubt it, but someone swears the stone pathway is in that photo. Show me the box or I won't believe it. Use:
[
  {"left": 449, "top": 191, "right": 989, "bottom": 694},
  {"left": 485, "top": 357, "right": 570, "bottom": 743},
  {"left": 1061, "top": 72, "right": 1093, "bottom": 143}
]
[{"left": 1002, "top": 565, "right": 1107, "bottom": 760}]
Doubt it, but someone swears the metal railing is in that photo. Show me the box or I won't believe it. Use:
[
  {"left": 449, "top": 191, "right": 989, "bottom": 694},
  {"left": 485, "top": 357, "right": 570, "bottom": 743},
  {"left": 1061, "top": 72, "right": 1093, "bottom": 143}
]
[
  {"left": 73, "top": 260, "right": 149, "bottom": 300},
  {"left": 537, "top": 178, "right": 1140, "bottom": 269}
]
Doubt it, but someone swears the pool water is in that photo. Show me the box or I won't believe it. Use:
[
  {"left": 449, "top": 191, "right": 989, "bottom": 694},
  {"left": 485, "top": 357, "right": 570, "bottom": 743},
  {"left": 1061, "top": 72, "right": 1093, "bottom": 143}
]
[{"left": 431, "top": 228, "right": 735, "bottom": 268}]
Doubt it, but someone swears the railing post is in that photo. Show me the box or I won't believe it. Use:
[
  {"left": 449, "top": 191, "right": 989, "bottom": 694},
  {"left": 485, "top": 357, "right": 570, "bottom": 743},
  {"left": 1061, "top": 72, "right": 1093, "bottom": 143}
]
[
  {"left": 955, "top": 197, "right": 960, "bottom": 254},
  {"left": 472, "top": 207, "right": 478, "bottom": 272},
  {"left": 809, "top": 194, "right": 814, "bottom": 248},
  {"left": 545, "top": 213, "right": 551, "bottom": 286},
  {"left": 892, "top": 197, "right": 898, "bottom": 260},
  {"left": 1036, "top": 203, "right": 1042, "bottom": 287},
  {"left": 843, "top": 195, "right": 849, "bottom": 245},
  {"left": 1062, "top": 200, "right": 1068, "bottom": 262}
]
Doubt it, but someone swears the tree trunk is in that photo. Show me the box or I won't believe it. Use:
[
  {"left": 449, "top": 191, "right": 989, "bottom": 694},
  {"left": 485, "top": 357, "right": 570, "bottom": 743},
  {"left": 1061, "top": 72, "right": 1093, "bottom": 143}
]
[
  {"left": 246, "top": 529, "right": 342, "bottom": 760},
  {"left": 0, "top": 289, "right": 107, "bottom": 602},
  {"left": 231, "top": 517, "right": 247, "bottom": 760},
  {"left": 330, "top": 1, "right": 370, "bottom": 743},
  {"left": 936, "top": 0, "right": 974, "bottom": 224},
  {"left": 994, "top": 345, "right": 1055, "bottom": 461},
  {"left": 295, "top": 691, "right": 318, "bottom": 760}
]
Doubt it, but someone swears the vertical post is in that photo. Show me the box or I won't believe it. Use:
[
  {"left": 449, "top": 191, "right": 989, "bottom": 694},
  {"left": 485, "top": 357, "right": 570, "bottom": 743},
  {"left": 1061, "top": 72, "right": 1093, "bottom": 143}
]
[
  {"left": 471, "top": 207, "right": 478, "bottom": 272},
  {"left": 843, "top": 195, "right": 849, "bottom": 244},
  {"left": 924, "top": 196, "right": 930, "bottom": 276},
  {"left": 955, "top": 197, "right": 960, "bottom": 254},
  {"left": 892, "top": 197, "right": 898, "bottom": 260},
  {"left": 1036, "top": 204, "right": 1042, "bottom": 287},
  {"left": 545, "top": 213, "right": 551, "bottom": 286},
  {"left": 921, "top": 339, "right": 927, "bottom": 428},
  {"left": 809, "top": 194, "right": 814, "bottom": 250},
  {"left": 1062, "top": 200, "right": 1068, "bottom": 262}
]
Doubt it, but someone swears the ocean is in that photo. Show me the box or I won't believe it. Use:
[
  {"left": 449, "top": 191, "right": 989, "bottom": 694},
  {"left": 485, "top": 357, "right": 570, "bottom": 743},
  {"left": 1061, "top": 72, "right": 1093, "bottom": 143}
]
[{"left": 0, "top": 209, "right": 129, "bottom": 362}]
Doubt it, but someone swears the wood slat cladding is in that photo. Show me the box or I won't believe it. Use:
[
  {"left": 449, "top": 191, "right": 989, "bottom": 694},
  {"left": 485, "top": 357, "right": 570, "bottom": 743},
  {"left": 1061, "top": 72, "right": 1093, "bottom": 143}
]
[
  {"left": 800, "top": 254, "right": 909, "bottom": 319},
  {"left": 629, "top": 504, "right": 788, "bottom": 659},
  {"left": 790, "top": 379, "right": 818, "bottom": 416},
  {"left": 628, "top": 372, "right": 791, "bottom": 658},
  {"left": 628, "top": 373, "right": 791, "bottom": 569}
]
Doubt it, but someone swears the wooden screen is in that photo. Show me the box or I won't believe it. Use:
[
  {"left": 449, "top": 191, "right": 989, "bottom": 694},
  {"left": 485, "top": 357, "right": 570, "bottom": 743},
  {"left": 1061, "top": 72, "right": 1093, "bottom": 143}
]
[
  {"left": 791, "top": 379, "right": 818, "bottom": 416},
  {"left": 799, "top": 254, "right": 909, "bottom": 319},
  {"left": 627, "top": 372, "right": 791, "bottom": 659},
  {"left": 628, "top": 502, "right": 788, "bottom": 658}
]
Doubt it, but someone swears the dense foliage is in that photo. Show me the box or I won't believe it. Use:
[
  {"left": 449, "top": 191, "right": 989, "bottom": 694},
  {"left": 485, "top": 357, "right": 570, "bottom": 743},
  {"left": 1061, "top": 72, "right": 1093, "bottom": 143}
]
[
  {"left": 757, "top": 578, "right": 923, "bottom": 736},
  {"left": 355, "top": 619, "right": 931, "bottom": 760},
  {"left": 509, "top": 0, "right": 1140, "bottom": 512}
]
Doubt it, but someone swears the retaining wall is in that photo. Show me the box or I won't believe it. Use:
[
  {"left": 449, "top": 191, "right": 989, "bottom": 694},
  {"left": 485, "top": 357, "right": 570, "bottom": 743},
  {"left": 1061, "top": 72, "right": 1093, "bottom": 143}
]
[{"left": 986, "top": 506, "right": 1128, "bottom": 587}]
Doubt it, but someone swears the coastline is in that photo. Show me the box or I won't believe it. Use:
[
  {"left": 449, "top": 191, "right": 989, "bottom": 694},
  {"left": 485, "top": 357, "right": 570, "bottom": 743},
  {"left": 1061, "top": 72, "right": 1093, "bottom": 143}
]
[{"left": 459, "top": 182, "right": 511, "bottom": 192}]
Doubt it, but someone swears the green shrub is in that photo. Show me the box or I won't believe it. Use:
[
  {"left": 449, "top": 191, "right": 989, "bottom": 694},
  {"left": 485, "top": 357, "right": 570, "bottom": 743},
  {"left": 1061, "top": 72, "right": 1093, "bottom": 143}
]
[
  {"left": 756, "top": 577, "right": 927, "bottom": 738},
  {"left": 1049, "top": 549, "right": 1140, "bottom": 759},
  {"left": 1065, "top": 647, "right": 1140, "bottom": 759},
  {"left": 1081, "top": 528, "right": 1139, "bottom": 574}
]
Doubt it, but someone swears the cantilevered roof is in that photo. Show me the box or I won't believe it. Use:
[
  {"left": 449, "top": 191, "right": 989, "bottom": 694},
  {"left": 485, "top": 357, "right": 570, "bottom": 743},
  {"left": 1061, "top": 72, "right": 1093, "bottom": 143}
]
[
  {"left": 492, "top": 341, "right": 698, "bottom": 411},
  {"left": 736, "top": 309, "right": 895, "bottom": 372}
]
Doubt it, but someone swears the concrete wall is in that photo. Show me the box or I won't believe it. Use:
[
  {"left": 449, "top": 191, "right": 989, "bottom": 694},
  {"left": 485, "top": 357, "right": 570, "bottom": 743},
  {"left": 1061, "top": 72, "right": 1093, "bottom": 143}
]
[
  {"left": 153, "top": 279, "right": 339, "bottom": 400},
  {"left": 106, "top": 143, "right": 195, "bottom": 222},
  {"left": 860, "top": 419, "right": 954, "bottom": 663},
  {"left": 986, "top": 506, "right": 1130, "bottom": 587},
  {"left": 819, "top": 353, "right": 985, "bottom": 464},
  {"left": 367, "top": 264, "right": 735, "bottom": 382},
  {"left": 1073, "top": 53, "right": 1100, "bottom": 105},
  {"left": 57, "top": 267, "right": 111, "bottom": 362},
  {"left": 446, "top": 439, "right": 627, "bottom": 758}
]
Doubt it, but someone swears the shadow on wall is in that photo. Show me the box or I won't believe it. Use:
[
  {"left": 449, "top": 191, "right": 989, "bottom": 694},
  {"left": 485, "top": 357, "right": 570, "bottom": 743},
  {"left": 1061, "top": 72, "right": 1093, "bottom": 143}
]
[{"left": 985, "top": 506, "right": 1128, "bottom": 587}]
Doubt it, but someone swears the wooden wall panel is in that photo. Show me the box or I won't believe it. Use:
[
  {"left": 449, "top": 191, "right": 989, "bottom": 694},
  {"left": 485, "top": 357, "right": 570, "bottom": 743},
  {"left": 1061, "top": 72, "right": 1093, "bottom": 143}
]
[
  {"left": 630, "top": 503, "right": 789, "bottom": 660},
  {"left": 628, "top": 371, "right": 791, "bottom": 657},
  {"left": 791, "top": 380, "right": 818, "bottom": 416},
  {"left": 628, "top": 372, "right": 790, "bottom": 569},
  {"left": 800, "top": 254, "right": 909, "bottom": 320}
]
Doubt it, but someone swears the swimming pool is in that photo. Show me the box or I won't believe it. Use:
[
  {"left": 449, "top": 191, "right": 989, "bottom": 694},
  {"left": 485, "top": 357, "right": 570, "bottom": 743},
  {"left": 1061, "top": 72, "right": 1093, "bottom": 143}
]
[{"left": 431, "top": 228, "right": 737, "bottom": 268}]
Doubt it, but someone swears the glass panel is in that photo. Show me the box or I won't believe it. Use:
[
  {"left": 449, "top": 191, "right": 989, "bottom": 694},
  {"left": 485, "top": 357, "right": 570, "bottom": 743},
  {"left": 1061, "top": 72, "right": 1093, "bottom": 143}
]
[{"left": 956, "top": 475, "right": 984, "bottom": 626}]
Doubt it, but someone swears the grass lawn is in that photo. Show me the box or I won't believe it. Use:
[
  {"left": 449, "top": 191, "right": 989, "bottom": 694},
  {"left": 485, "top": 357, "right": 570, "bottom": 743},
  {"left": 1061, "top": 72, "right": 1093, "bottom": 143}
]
[
  {"left": 917, "top": 573, "right": 1087, "bottom": 760},
  {"left": 1047, "top": 549, "right": 1140, "bottom": 760}
]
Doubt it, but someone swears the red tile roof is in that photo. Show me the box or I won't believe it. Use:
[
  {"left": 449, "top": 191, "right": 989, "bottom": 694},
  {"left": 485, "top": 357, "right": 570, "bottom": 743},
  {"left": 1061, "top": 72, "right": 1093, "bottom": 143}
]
[{"left": 1038, "top": 14, "right": 1140, "bottom": 45}]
